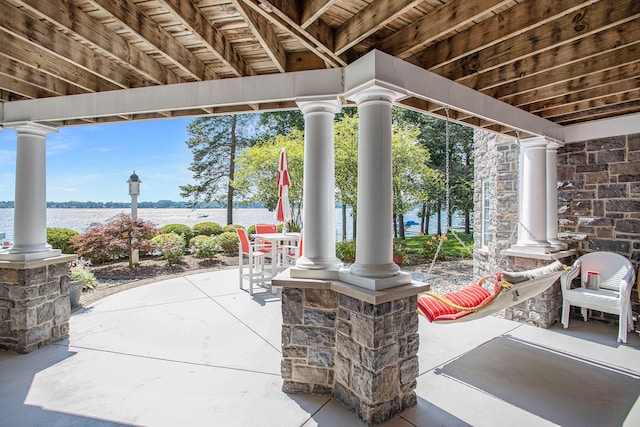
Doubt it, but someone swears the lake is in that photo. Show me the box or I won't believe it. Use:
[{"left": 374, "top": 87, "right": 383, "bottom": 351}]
[{"left": 0, "top": 207, "right": 462, "bottom": 243}]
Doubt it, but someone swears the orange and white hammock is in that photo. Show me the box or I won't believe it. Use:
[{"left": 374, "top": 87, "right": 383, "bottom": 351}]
[{"left": 418, "top": 261, "right": 568, "bottom": 323}]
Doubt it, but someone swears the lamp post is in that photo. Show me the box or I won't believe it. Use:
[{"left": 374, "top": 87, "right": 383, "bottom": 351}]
[{"left": 127, "top": 171, "right": 141, "bottom": 265}]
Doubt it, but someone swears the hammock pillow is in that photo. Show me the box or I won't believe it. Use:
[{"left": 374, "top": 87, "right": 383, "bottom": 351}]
[
  {"left": 418, "top": 285, "right": 492, "bottom": 322},
  {"left": 501, "top": 261, "right": 564, "bottom": 284}
]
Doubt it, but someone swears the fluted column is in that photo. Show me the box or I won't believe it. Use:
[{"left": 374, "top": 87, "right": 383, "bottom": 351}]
[
  {"left": 291, "top": 97, "right": 343, "bottom": 279},
  {"left": 512, "top": 136, "right": 552, "bottom": 253},
  {"left": 546, "top": 140, "right": 567, "bottom": 250},
  {"left": 340, "top": 85, "right": 411, "bottom": 290},
  {"left": 0, "top": 122, "right": 61, "bottom": 262}
]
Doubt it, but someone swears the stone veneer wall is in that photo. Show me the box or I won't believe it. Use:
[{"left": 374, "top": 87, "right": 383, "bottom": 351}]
[
  {"left": 473, "top": 130, "right": 570, "bottom": 327},
  {"left": 473, "top": 130, "right": 519, "bottom": 278},
  {"left": 281, "top": 287, "right": 419, "bottom": 426},
  {"left": 557, "top": 133, "right": 640, "bottom": 321},
  {"left": 0, "top": 257, "right": 74, "bottom": 353}
]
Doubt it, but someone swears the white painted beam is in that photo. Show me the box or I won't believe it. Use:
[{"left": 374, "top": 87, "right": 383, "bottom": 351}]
[
  {"left": 2, "top": 68, "right": 343, "bottom": 123},
  {"left": 345, "top": 50, "right": 565, "bottom": 141},
  {"left": 563, "top": 112, "right": 640, "bottom": 143}
]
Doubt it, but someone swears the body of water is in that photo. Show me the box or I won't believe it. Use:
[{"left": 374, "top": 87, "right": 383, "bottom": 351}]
[{"left": 0, "top": 207, "right": 468, "bottom": 243}]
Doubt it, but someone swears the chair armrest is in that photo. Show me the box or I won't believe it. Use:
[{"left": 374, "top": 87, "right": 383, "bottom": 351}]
[{"left": 560, "top": 259, "right": 581, "bottom": 291}]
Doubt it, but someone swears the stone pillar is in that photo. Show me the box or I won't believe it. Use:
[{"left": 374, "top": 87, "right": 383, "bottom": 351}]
[
  {"left": 546, "top": 141, "right": 568, "bottom": 250},
  {"left": 292, "top": 98, "right": 343, "bottom": 279},
  {"left": 511, "top": 136, "right": 551, "bottom": 253},
  {"left": 0, "top": 122, "right": 61, "bottom": 262},
  {"left": 340, "top": 85, "right": 411, "bottom": 290},
  {"left": 0, "top": 255, "right": 76, "bottom": 353},
  {"left": 278, "top": 279, "right": 422, "bottom": 426}
]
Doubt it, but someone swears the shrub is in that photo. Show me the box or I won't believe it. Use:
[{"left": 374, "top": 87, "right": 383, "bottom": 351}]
[
  {"left": 246, "top": 225, "right": 256, "bottom": 235},
  {"left": 192, "top": 222, "right": 223, "bottom": 236},
  {"left": 151, "top": 233, "right": 185, "bottom": 265},
  {"left": 71, "top": 214, "right": 158, "bottom": 265},
  {"left": 69, "top": 266, "right": 99, "bottom": 290},
  {"left": 221, "top": 224, "right": 238, "bottom": 233},
  {"left": 47, "top": 227, "right": 79, "bottom": 254},
  {"left": 160, "top": 224, "right": 193, "bottom": 247},
  {"left": 216, "top": 231, "right": 239, "bottom": 254},
  {"left": 336, "top": 240, "right": 356, "bottom": 262},
  {"left": 191, "top": 235, "right": 220, "bottom": 259}
]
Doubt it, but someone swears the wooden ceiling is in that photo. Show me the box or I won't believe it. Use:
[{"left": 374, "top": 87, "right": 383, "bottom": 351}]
[{"left": 0, "top": 0, "right": 638, "bottom": 131}]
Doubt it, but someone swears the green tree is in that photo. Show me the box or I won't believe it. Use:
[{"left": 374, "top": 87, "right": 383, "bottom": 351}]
[
  {"left": 180, "top": 114, "right": 258, "bottom": 225},
  {"left": 257, "top": 111, "right": 304, "bottom": 140},
  {"left": 334, "top": 113, "right": 359, "bottom": 240},
  {"left": 233, "top": 131, "right": 304, "bottom": 227}
]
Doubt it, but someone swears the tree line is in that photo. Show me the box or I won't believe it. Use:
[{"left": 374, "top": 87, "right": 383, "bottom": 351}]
[
  {"left": 180, "top": 107, "right": 474, "bottom": 241},
  {"left": 0, "top": 200, "right": 232, "bottom": 209}
]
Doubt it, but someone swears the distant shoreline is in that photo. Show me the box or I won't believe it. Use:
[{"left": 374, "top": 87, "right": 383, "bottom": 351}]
[{"left": 0, "top": 202, "right": 264, "bottom": 209}]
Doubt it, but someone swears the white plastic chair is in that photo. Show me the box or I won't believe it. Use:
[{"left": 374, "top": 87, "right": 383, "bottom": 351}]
[
  {"left": 560, "top": 252, "right": 636, "bottom": 343},
  {"left": 235, "top": 227, "right": 270, "bottom": 295}
]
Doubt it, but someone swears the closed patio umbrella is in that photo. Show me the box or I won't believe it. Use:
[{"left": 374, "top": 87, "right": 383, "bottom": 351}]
[{"left": 274, "top": 148, "right": 292, "bottom": 232}]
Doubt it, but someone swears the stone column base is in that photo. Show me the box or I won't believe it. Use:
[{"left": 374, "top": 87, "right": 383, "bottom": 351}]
[
  {"left": 275, "top": 270, "right": 428, "bottom": 425},
  {"left": 0, "top": 255, "right": 76, "bottom": 353},
  {"left": 502, "top": 251, "right": 575, "bottom": 328}
]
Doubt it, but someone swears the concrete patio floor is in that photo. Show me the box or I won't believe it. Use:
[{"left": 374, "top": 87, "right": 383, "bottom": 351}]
[{"left": 1, "top": 268, "right": 639, "bottom": 426}]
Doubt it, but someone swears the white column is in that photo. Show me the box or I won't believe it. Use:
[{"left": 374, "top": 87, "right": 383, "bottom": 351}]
[
  {"left": 340, "top": 85, "right": 411, "bottom": 290},
  {"left": 291, "top": 97, "right": 343, "bottom": 279},
  {"left": 0, "top": 122, "right": 62, "bottom": 262},
  {"left": 511, "top": 136, "right": 552, "bottom": 253},
  {"left": 546, "top": 141, "right": 567, "bottom": 250}
]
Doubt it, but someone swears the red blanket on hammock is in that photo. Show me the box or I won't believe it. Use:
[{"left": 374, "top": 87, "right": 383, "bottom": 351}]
[{"left": 417, "top": 285, "right": 492, "bottom": 322}]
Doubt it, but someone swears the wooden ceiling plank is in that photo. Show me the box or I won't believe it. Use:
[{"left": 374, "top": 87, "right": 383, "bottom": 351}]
[
  {"left": 375, "top": 0, "right": 512, "bottom": 58},
  {"left": 157, "top": 0, "right": 255, "bottom": 77},
  {"left": 554, "top": 101, "right": 640, "bottom": 125},
  {"left": 14, "top": 0, "right": 183, "bottom": 86},
  {"left": 301, "top": 0, "right": 337, "bottom": 29},
  {"left": 334, "top": 0, "right": 424, "bottom": 55},
  {"left": 0, "top": 74, "right": 48, "bottom": 99},
  {"left": 286, "top": 51, "right": 326, "bottom": 71},
  {"left": 86, "top": 0, "right": 216, "bottom": 81},
  {"left": 0, "top": 58, "right": 85, "bottom": 96},
  {"left": 471, "top": 20, "right": 640, "bottom": 94},
  {"left": 539, "top": 88, "right": 640, "bottom": 120},
  {"left": 488, "top": 43, "right": 640, "bottom": 100},
  {"left": 0, "top": 29, "right": 120, "bottom": 93},
  {"left": 525, "top": 78, "right": 640, "bottom": 114},
  {"left": 409, "top": 0, "right": 597, "bottom": 70},
  {"left": 231, "top": 0, "right": 286, "bottom": 72},
  {"left": 241, "top": 0, "right": 345, "bottom": 67},
  {"left": 504, "top": 62, "right": 640, "bottom": 107},
  {"left": 0, "top": 1, "right": 147, "bottom": 89},
  {"left": 438, "top": 0, "right": 640, "bottom": 84}
]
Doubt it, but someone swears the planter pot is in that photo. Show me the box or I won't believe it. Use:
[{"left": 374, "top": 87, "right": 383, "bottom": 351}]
[{"left": 69, "top": 280, "right": 83, "bottom": 309}]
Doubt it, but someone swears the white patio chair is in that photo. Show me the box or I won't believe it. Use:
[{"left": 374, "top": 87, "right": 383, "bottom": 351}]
[
  {"left": 235, "top": 227, "right": 270, "bottom": 295},
  {"left": 560, "top": 252, "right": 636, "bottom": 343}
]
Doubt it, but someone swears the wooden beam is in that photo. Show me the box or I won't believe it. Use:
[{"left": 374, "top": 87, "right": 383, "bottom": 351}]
[
  {"left": 0, "top": 57, "right": 85, "bottom": 96},
  {"left": 0, "top": 1, "right": 147, "bottom": 89},
  {"left": 334, "top": 0, "right": 423, "bottom": 55},
  {"left": 503, "top": 62, "right": 640, "bottom": 107},
  {"left": 0, "top": 74, "right": 48, "bottom": 99},
  {"left": 539, "top": 88, "right": 640, "bottom": 120},
  {"left": 524, "top": 78, "right": 640, "bottom": 114},
  {"left": 86, "top": 0, "right": 217, "bottom": 81},
  {"left": 300, "top": 0, "right": 336, "bottom": 29},
  {"left": 487, "top": 44, "right": 640, "bottom": 100},
  {"left": 286, "top": 51, "right": 327, "bottom": 71},
  {"left": 436, "top": 0, "right": 640, "bottom": 84},
  {"left": 408, "top": 0, "right": 597, "bottom": 70},
  {"left": 241, "top": 0, "right": 345, "bottom": 67},
  {"left": 231, "top": 0, "right": 286, "bottom": 72},
  {"left": 14, "top": 0, "right": 183, "bottom": 85},
  {"left": 554, "top": 100, "right": 640, "bottom": 125},
  {"left": 375, "top": 0, "right": 511, "bottom": 58},
  {"left": 0, "top": 31, "right": 120, "bottom": 93},
  {"left": 157, "top": 0, "right": 255, "bottom": 77}
]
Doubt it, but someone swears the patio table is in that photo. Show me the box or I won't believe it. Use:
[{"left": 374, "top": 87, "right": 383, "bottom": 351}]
[{"left": 251, "top": 232, "right": 300, "bottom": 277}]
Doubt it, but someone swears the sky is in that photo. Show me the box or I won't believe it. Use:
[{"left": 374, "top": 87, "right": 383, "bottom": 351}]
[{"left": 0, "top": 118, "right": 195, "bottom": 203}]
